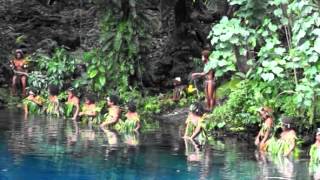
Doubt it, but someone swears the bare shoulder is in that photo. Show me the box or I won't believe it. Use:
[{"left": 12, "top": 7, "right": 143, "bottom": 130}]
[
  {"left": 265, "top": 118, "right": 273, "bottom": 127},
  {"left": 74, "top": 96, "right": 80, "bottom": 103}
]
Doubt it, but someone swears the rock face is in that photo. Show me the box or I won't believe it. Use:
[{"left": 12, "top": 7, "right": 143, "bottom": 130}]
[
  {"left": 0, "top": 0, "right": 100, "bottom": 85},
  {"left": 139, "top": 0, "right": 230, "bottom": 87},
  {"left": 0, "top": 0, "right": 99, "bottom": 53},
  {"left": 0, "top": 0, "right": 229, "bottom": 89}
]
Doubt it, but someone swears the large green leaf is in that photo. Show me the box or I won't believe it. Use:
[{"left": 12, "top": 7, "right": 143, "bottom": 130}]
[
  {"left": 314, "top": 37, "right": 320, "bottom": 54},
  {"left": 99, "top": 76, "right": 106, "bottom": 87},
  {"left": 88, "top": 69, "right": 98, "bottom": 78}
]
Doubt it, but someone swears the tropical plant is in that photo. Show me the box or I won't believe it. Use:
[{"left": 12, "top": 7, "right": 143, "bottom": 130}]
[
  {"left": 28, "top": 48, "right": 76, "bottom": 91},
  {"left": 205, "top": 0, "right": 320, "bottom": 131},
  {"left": 82, "top": 0, "right": 150, "bottom": 93}
]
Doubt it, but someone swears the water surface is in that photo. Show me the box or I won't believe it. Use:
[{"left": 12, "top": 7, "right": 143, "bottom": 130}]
[{"left": 0, "top": 110, "right": 316, "bottom": 180}]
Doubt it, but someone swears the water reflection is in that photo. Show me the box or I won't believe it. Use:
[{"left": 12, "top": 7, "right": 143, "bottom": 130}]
[
  {"left": 0, "top": 110, "right": 314, "bottom": 180},
  {"left": 122, "top": 132, "right": 140, "bottom": 146},
  {"left": 184, "top": 139, "right": 213, "bottom": 180},
  {"left": 185, "top": 139, "right": 202, "bottom": 162},
  {"left": 255, "top": 150, "right": 300, "bottom": 179}
]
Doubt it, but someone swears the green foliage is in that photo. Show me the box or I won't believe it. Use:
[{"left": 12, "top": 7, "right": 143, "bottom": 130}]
[
  {"left": 143, "top": 96, "right": 162, "bottom": 114},
  {"left": 64, "top": 103, "right": 74, "bottom": 118},
  {"left": 215, "top": 77, "right": 241, "bottom": 99},
  {"left": 28, "top": 48, "right": 76, "bottom": 90},
  {"left": 23, "top": 99, "right": 41, "bottom": 114},
  {"left": 207, "top": 80, "right": 261, "bottom": 130},
  {"left": 206, "top": 0, "right": 320, "bottom": 130},
  {"left": 28, "top": 71, "right": 48, "bottom": 91},
  {"left": 80, "top": 50, "right": 107, "bottom": 92},
  {"left": 115, "top": 119, "right": 138, "bottom": 133},
  {"left": 207, "top": 17, "right": 253, "bottom": 77},
  {"left": 89, "top": 1, "right": 150, "bottom": 93}
]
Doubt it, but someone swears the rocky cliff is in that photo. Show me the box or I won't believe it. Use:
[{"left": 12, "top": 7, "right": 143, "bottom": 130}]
[{"left": 0, "top": 0, "right": 229, "bottom": 88}]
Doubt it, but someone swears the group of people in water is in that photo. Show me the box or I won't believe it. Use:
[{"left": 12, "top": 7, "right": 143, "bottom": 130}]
[
  {"left": 10, "top": 48, "right": 215, "bottom": 142},
  {"left": 9, "top": 48, "right": 141, "bottom": 133},
  {"left": 255, "top": 107, "right": 297, "bottom": 156},
  {"left": 23, "top": 85, "right": 141, "bottom": 133},
  {"left": 255, "top": 106, "right": 320, "bottom": 174}
]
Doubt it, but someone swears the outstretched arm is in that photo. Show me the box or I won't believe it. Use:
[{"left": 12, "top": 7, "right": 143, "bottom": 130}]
[{"left": 192, "top": 72, "right": 207, "bottom": 79}]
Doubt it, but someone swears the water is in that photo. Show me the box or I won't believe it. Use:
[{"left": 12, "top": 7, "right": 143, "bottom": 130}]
[{"left": 0, "top": 110, "right": 317, "bottom": 180}]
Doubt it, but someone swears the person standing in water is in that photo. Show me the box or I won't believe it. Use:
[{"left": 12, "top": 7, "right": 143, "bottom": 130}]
[
  {"left": 65, "top": 88, "right": 80, "bottom": 120},
  {"left": 279, "top": 117, "right": 297, "bottom": 156},
  {"left": 310, "top": 128, "right": 320, "bottom": 164},
  {"left": 124, "top": 101, "right": 141, "bottom": 132},
  {"left": 10, "top": 49, "right": 28, "bottom": 97},
  {"left": 100, "top": 95, "right": 121, "bottom": 130},
  {"left": 255, "top": 107, "right": 274, "bottom": 151},
  {"left": 183, "top": 102, "right": 206, "bottom": 141},
  {"left": 45, "top": 84, "right": 62, "bottom": 116},
  {"left": 79, "top": 94, "right": 97, "bottom": 118},
  {"left": 191, "top": 50, "right": 216, "bottom": 111},
  {"left": 23, "top": 88, "right": 44, "bottom": 116}
]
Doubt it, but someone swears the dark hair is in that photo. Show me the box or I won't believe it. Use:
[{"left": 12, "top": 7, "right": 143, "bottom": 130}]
[
  {"left": 281, "top": 116, "right": 294, "bottom": 129},
  {"left": 109, "top": 95, "right": 119, "bottom": 105},
  {"left": 28, "top": 87, "right": 38, "bottom": 95},
  {"left": 85, "top": 94, "right": 96, "bottom": 103},
  {"left": 15, "top": 51, "right": 24, "bottom": 59},
  {"left": 127, "top": 101, "right": 136, "bottom": 112},
  {"left": 67, "top": 87, "right": 76, "bottom": 94},
  {"left": 201, "top": 50, "right": 210, "bottom": 60},
  {"left": 48, "top": 84, "right": 59, "bottom": 96},
  {"left": 190, "top": 102, "right": 204, "bottom": 116}
]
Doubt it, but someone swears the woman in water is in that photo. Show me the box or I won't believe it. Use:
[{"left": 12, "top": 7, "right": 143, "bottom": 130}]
[
  {"left": 78, "top": 94, "right": 97, "bottom": 118},
  {"left": 10, "top": 49, "right": 28, "bottom": 97},
  {"left": 267, "top": 117, "right": 297, "bottom": 156},
  {"left": 100, "top": 95, "right": 121, "bottom": 130},
  {"left": 23, "top": 88, "right": 44, "bottom": 115},
  {"left": 45, "top": 84, "right": 62, "bottom": 116},
  {"left": 123, "top": 101, "right": 140, "bottom": 132},
  {"left": 279, "top": 117, "right": 297, "bottom": 156},
  {"left": 65, "top": 88, "right": 80, "bottom": 120},
  {"left": 255, "top": 107, "right": 273, "bottom": 151},
  {"left": 183, "top": 102, "right": 206, "bottom": 142}
]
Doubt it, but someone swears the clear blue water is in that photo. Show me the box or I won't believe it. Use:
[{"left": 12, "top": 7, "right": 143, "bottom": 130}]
[{"left": 0, "top": 110, "right": 317, "bottom": 180}]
